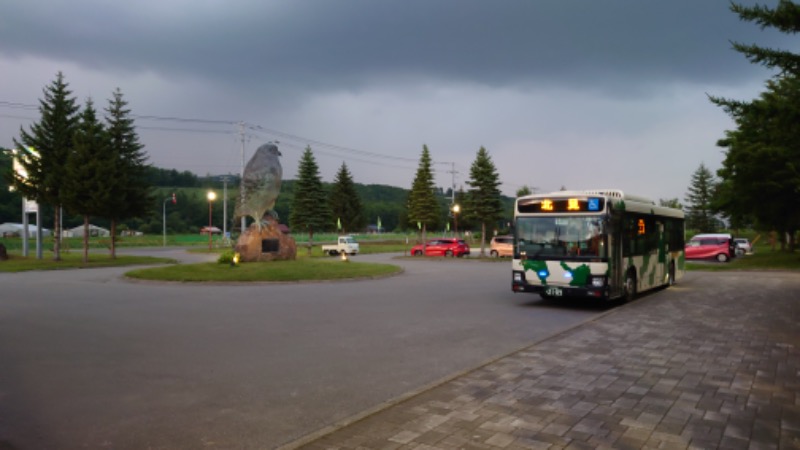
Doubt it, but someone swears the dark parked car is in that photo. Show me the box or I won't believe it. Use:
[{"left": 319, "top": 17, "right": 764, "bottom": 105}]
[{"left": 410, "top": 238, "right": 470, "bottom": 257}]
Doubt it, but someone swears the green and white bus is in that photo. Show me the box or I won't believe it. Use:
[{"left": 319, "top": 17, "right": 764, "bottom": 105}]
[{"left": 511, "top": 189, "right": 685, "bottom": 301}]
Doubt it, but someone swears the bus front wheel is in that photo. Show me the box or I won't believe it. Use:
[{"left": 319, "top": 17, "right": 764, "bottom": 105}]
[{"left": 668, "top": 262, "right": 676, "bottom": 286}]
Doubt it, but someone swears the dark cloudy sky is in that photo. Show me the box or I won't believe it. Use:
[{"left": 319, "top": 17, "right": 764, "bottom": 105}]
[{"left": 0, "top": 1, "right": 794, "bottom": 200}]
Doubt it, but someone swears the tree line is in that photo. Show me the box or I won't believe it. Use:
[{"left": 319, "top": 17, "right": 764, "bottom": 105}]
[
  {"left": 0, "top": 73, "right": 513, "bottom": 260},
  {"left": 3, "top": 73, "right": 150, "bottom": 262}
]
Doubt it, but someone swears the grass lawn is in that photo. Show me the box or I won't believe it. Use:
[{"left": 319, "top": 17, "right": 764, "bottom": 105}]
[
  {"left": 686, "top": 250, "right": 800, "bottom": 271},
  {"left": 125, "top": 258, "right": 402, "bottom": 282},
  {"left": 0, "top": 252, "right": 176, "bottom": 273},
  {"left": 187, "top": 240, "right": 414, "bottom": 257}
]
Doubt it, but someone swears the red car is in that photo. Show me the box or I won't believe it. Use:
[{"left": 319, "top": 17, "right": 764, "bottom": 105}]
[
  {"left": 410, "top": 238, "right": 470, "bottom": 257},
  {"left": 685, "top": 233, "right": 734, "bottom": 262}
]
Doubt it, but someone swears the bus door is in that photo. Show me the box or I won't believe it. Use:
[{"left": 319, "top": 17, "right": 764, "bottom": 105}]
[
  {"left": 608, "top": 210, "right": 624, "bottom": 298},
  {"left": 656, "top": 221, "right": 667, "bottom": 283}
]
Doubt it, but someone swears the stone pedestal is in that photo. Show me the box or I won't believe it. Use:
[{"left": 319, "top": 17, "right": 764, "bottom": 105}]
[{"left": 234, "top": 217, "right": 297, "bottom": 262}]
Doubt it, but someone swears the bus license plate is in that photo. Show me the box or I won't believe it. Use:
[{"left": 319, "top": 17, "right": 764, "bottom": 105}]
[{"left": 545, "top": 287, "right": 563, "bottom": 297}]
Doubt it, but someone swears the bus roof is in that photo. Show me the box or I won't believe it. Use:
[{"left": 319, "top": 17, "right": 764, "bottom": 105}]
[
  {"left": 516, "top": 189, "right": 684, "bottom": 219},
  {"left": 526, "top": 189, "right": 655, "bottom": 204}
]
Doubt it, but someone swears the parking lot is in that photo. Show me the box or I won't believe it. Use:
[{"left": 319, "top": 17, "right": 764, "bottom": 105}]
[
  {"left": 0, "top": 251, "right": 608, "bottom": 449},
  {"left": 2, "top": 251, "right": 797, "bottom": 449}
]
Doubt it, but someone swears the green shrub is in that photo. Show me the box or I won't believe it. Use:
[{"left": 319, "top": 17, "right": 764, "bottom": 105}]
[{"left": 218, "top": 249, "right": 236, "bottom": 264}]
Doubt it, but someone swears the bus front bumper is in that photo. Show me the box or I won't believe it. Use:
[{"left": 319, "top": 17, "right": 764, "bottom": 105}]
[{"left": 512, "top": 271, "right": 609, "bottom": 299}]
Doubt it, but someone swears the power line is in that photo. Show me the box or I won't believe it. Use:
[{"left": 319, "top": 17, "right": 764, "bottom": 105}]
[
  {"left": 0, "top": 99, "right": 463, "bottom": 177},
  {"left": 138, "top": 125, "right": 234, "bottom": 135}
]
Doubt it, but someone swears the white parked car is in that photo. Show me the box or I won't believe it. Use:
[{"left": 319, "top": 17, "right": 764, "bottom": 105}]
[{"left": 734, "top": 238, "right": 753, "bottom": 256}]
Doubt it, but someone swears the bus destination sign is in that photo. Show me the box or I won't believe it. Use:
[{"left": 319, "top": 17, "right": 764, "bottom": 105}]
[{"left": 517, "top": 197, "right": 605, "bottom": 214}]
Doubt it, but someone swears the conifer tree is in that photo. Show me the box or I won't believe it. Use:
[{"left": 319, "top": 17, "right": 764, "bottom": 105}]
[
  {"left": 684, "top": 163, "right": 718, "bottom": 233},
  {"left": 103, "top": 88, "right": 152, "bottom": 258},
  {"left": 64, "top": 98, "right": 109, "bottom": 263},
  {"left": 10, "top": 72, "right": 79, "bottom": 261},
  {"left": 289, "top": 146, "right": 331, "bottom": 252},
  {"left": 711, "top": 1, "right": 800, "bottom": 250},
  {"left": 465, "top": 146, "right": 504, "bottom": 256},
  {"left": 407, "top": 145, "right": 440, "bottom": 247},
  {"left": 729, "top": 1, "right": 800, "bottom": 76},
  {"left": 329, "top": 162, "right": 365, "bottom": 234}
]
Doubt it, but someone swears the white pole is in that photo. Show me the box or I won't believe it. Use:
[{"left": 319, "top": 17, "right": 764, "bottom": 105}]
[
  {"left": 162, "top": 198, "right": 167, "bottom": 247},
  {"left": 21, "top": 197, "right": 29, "bottom": 257},
  {"left": 222, "top": 176, "right": 228, "bottom": 242},
  {"left": 240, "top": 122, "right": 247, "bottom": 233},
  {"left": 162, "top": 194, "right": 173, "bottom": 247}
]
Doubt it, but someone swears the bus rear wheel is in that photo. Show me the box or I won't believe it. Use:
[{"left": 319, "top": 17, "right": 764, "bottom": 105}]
[{"left": 623, "top": 270, "right": 637, "bottom": 302}]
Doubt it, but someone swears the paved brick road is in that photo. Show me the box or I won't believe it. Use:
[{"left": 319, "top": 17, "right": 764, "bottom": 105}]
[{"left": 286, "top": 271, "right": 800, "bottom": 449}]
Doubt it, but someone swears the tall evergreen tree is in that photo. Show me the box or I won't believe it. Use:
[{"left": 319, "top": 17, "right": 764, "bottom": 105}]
[
  {"left": 103, "top": 88, "right": 152, "bottom": 258},
  {"left": 10, "top": 72, "right": 79, "bottom": 261},
  {"left": 0, "top": 151, "right": 23, "bottom": 223},
  {"left": 407, "top": 145, "right": 440, "bottom": 246},
  {"left": 289, "top": 146, "right": 331, "bottom": 252},
  {"left": 64, "top": 99, "right": 109, "bottom": 263},
  {"left": 329, "top": 162, "right": 365, "bottom": 234},
  {"left": 711, "top": 1, "right": 800, "bottom": 250},
  {"left": 452, "top": 186, "right": 471, "bottom": 232},
  {"left": 465, "top": 146, "right": 504, "bottom": 256},
  {"left": 728, "top": 1, "right": 800, "bottom": 76},
  {"left": 684, "top": 163, "right": 718, "bottom": 233}
]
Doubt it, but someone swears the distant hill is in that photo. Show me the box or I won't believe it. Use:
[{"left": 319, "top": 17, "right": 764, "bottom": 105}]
[{"left": 1, "top": 163, "right": 514, "bottom": 233}]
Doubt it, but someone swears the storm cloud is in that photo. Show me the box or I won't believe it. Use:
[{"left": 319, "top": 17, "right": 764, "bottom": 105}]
[{"left": 1, "top": 0, "right": 795, "bottom": 199}]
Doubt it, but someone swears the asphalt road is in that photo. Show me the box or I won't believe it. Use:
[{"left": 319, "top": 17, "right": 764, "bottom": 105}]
[{"left": 1, "top": 250, "right": 613, "bottom": 449}]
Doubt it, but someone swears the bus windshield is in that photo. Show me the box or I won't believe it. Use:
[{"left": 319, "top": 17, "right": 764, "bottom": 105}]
[{"left": 515, "top": 216, "right": 606, "bottom": 259}]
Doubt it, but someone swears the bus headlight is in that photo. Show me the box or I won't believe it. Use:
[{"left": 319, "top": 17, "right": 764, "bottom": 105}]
[
  {"left": 591, "top": 277, "right": 605, "bottom": 288},
  {"left": 513, "top": 272, "right": 523, "bottom": 282}
]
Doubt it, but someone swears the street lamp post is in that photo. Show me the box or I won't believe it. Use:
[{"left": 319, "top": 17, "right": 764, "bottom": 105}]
[
  {"left": 162, "top": 193, "right": 175, "bottom": 247},
  {"left": 452, "top": 204, "right": 460, "bottom": 236},
  {"left": 220, "top": 176, "right": 228, "bottom": 244},
  {"left": 207, "top": 190, "right": 217, "bottom": 251}
]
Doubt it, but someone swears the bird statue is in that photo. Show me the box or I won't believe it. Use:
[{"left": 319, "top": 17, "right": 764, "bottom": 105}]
[{"left": 234, "top": 142, "right": 282, "bottom": 231}]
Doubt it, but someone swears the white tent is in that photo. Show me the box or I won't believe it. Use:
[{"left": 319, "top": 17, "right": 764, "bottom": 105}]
[
  {"left": 0, "top": 222, "right": 52, "bottom": 237},
  {"left": 64, "top": 224, "right": 111, "bottom": 238}
]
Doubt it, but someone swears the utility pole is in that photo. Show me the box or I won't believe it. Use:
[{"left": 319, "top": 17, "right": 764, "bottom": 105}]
[
  {"left": 239, "top": 122, "right": 247, "bottom": 233},
  {"left": 447, "top": 161, "right": 458, "bottom": 204}
]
